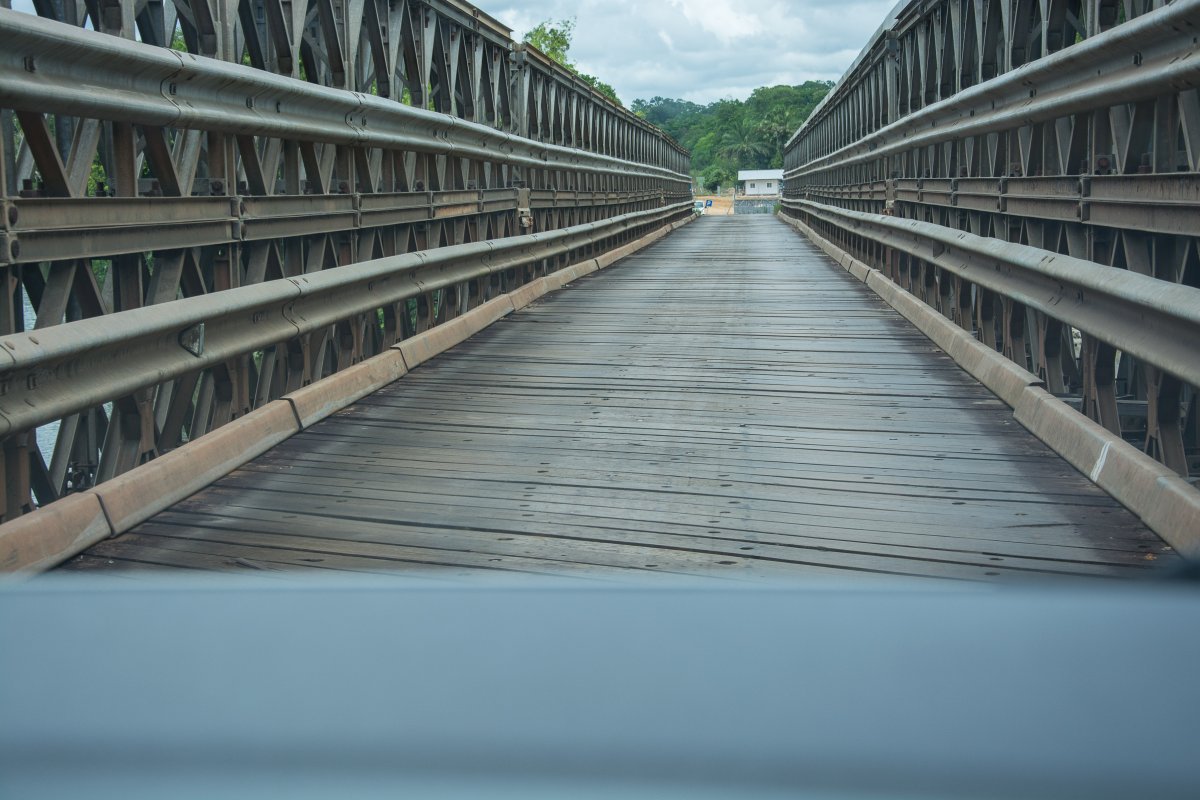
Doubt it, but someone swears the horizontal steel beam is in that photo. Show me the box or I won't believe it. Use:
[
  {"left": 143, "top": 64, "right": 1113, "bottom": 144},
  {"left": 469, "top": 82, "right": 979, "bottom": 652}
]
[
  {"left": 0, "top": 10, "right": 690, "bottom": 186},
  {"left": 426, "top": 0, "right": 516, "bottom": 42},
  {"left": 0, "top": 202, "right": 691, "bottom": 437},
  {"left": 785, "top": 0, "right": 1200, "bottom": 179},
  {"left": 509, "top": 42, "right": 688, "bottom": 157},
  {"left": 797, "top": 173, "right": 1200, "bottom": 237},
  {"left": 0, "top": 188, "right": 681, "bottom": 264},
  {"left": 784, "top": 198, "right": 1200, "bottom": 389}
]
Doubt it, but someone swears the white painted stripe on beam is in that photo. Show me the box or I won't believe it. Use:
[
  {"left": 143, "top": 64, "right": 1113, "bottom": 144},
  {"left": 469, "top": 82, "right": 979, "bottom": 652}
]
[{"left": 1090, "top": 441, "right": 1112, "bottom": 482}]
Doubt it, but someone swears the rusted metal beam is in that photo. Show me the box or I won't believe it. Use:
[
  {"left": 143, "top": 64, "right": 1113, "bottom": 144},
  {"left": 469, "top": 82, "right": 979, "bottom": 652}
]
[
  {"left": 0, "top": 210, "right": 696, "bottom": 572},
  {"left": 0, "top": 11, "right": 690, "bottom": 186},
  {"left": 786, "top": 198, "right": 1200, "bottom": 391},
  {"left": 0, "top": 0, "right": 692, "bottom": 518},
  {"left": 1, "top": 189, "right": 641, "bottom": 265},
  {"left": 0, "top": 202, "right": 690, "bottom": 439},
  {"left": 790, "top": 15, "right": 1200, "bottom": 181},
  {"left": 780, "top": 209, "right": 1200, "bottom": 559},
  {"left": 808, "top": 174, "right": 1200, "bottom": 237},
  {"left": 784, "top": 0, "right": 1200, "bottom": 479}
]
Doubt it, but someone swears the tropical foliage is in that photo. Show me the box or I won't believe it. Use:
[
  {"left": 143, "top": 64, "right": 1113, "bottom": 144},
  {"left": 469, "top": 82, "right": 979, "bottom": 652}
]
[
  {"left": 520, "top": 19, "right": 833, "bottom": 190},
  {"left": 631, "top": 82, "right": 833, "bottom": 190}
]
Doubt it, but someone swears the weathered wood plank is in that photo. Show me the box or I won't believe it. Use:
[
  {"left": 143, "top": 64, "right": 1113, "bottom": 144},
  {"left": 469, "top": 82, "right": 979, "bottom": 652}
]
[{"left": 61, "top": 217, "right": 1179, "bottom": 579}]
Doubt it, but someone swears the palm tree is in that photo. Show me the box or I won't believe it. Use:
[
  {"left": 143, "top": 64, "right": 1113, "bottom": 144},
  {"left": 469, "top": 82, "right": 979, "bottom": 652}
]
[
  {"left": 755, "top": 109, "right": 793, "bottom": 167},
  {"left": 718, "top": 118, "right": 770, "bottom": 168}
]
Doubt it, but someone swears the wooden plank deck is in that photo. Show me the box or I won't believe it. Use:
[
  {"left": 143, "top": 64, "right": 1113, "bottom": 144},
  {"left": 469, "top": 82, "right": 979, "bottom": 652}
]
[{"left": 62, "top": 216, "right": 1179, "bottom": 580}]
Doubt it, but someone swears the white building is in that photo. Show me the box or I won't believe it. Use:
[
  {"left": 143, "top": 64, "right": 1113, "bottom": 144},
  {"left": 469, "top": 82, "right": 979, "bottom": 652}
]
[{"left": 737, "top": 169, "right": 783, "bottom": 196}]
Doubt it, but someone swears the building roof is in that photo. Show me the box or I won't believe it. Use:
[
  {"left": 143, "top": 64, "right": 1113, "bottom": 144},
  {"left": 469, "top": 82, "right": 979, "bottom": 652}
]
[{"left": 737, "top": 169, "right": 783, "bottom": 181}]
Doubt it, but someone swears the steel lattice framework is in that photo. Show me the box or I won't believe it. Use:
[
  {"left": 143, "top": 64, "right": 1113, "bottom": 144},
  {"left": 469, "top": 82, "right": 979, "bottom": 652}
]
[
  {"left": 783, "top": 0, "right": 1200, "bottom": 480},
  {"left": 0, "top": 0, "right": 691, "bottom": 522}
]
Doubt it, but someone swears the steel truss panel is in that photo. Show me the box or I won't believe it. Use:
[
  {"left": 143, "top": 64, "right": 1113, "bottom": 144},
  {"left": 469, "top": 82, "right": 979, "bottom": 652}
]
[
  {"left": 784, "top": 0, "right": 1200, "bottom": 479},
  {"left": 0, "top": 1, "right": 692, "bottom": 522}
]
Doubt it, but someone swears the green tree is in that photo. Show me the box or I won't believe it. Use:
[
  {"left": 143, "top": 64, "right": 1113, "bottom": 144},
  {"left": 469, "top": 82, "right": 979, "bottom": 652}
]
[
  {"left": 755, "top": 109, "right": 792, "bottom": 168},
  {"left": 719, "top": 117, "right": 770, "bottom": 168},
  {"left": 629, "top": 81, "right": 834, "bottom": 183},
  {"left": 578, "top": 73, "right": 621, "bottom": 106},
  {"left": 524, "top": 19, "right": 575, "bottom": 65},
  {"left": 701, "top": 164, "right": 735, "bottom": 192},
  {"left": 523, "top": 18, "right": 622, "bottom": 106}
]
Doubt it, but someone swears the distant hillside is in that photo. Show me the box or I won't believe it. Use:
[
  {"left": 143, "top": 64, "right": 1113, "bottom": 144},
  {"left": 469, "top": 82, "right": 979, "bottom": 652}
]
[{"left": 632, "top": 82, "right": 833, "bottom": 190}]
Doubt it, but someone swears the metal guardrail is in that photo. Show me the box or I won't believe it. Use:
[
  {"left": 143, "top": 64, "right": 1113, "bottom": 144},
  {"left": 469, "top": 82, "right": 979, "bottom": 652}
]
[
  {"left": 785, "top": 198, "right": 1200, "bottom": 389},
  {"left": 796, "top": 174, "right": 1198, "bottom": 237},
  {"left": 783, "top": 0, "right": 1200, "bottom": 478},
  {"left": 0, "top": 201, "right": 691, "bottom": 437},
  {"left": 2, "top": 188, "right": 674, "bottom": 264},
  {"left": 0, "top": 1, "right": 692, "bottom": 522},
  {"left": 785, "top": 1, "right": 1199, "bottom": 180},
  {"left": 0, "top": 12, "right": 691, "bottom": 188}
]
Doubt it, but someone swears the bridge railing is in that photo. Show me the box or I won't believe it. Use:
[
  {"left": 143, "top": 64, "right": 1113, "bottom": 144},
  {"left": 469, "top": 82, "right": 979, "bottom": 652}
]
[
  {"left": 0, "top": 1, "right": 692, "bottom": 527},
  {"left": 0, "top": 203, "right": 688, "bottom": 441},
  {"left": 782, "top": 0, "right": 1200, "bottom": 482}
]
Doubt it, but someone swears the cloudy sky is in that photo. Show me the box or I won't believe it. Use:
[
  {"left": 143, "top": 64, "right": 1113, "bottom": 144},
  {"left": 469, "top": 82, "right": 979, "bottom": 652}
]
[
  {"left": 6, "top": 0, "right": 898, "bottom": 105},
  {"left": 481, "top": 0, "right": 898, "bottom": 104}
]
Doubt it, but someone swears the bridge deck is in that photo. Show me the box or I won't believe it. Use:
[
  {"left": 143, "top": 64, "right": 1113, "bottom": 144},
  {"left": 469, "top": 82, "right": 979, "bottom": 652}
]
[{"left": 64, "top": 217, "right": 1176, "bottom": 581}]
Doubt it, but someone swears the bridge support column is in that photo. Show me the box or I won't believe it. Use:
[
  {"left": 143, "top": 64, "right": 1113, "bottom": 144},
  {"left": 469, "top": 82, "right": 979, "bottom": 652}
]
[
  {"left": 954, "top": 277, "right": 972, "bottom": 332},
  {"left": 1144, "top": 368, "right": 1189, "bottom": 476},
  {"left": 1001, "top": 299, "right": 1028, "bottom": 371},
  {"left": 1081, "top": 336, "right": 1121, "bottom": 436},
  {"left": 1, "top": 434, "right": 34, "bottom": 522},
  {"left": 1037, "top": 315, "right": 1067, "bottom": 395}
]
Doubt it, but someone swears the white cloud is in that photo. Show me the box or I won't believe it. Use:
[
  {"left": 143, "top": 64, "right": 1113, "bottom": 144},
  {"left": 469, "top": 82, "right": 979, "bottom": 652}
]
[
  {"left": 483, "top": 0, "right": 895, "bottom": 104},
  {"left": 665, "top": 0, "right": 763, "bottom": 43},
  {"left": 7, "top": 0, "right": 896, "bottom": 106}
]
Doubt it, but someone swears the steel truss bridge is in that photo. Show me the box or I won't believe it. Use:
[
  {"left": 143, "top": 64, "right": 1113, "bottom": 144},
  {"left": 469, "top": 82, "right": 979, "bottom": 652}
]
[{"left": 0, "top": 0, "right": 1197, "bottom": 577}]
